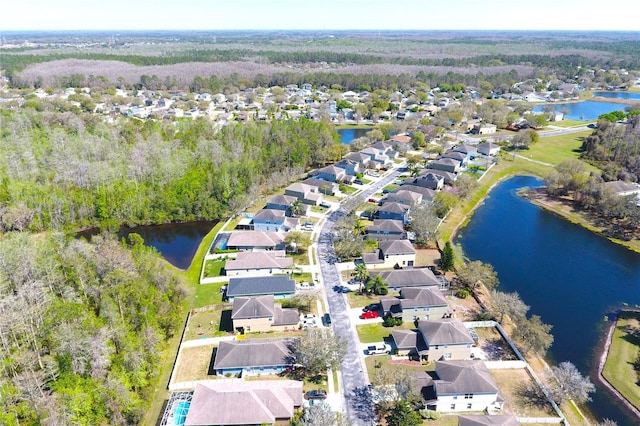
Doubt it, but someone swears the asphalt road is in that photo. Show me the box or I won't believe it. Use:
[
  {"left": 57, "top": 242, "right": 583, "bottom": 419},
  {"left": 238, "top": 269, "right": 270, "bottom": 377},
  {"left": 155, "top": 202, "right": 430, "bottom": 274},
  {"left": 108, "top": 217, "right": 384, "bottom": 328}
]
[{"left": 317, "top": 166, "right": 404, "bottom": 425}]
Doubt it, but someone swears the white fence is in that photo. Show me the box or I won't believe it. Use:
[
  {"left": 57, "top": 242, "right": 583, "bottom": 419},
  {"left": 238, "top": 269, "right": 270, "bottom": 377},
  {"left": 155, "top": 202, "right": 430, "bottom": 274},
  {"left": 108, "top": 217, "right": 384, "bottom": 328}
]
[
  {"left": 516, "top": 417, "right": 564, "bottom": 424},
  {"left": 484, "top": 360, "right": 527, "bottom": 369}
]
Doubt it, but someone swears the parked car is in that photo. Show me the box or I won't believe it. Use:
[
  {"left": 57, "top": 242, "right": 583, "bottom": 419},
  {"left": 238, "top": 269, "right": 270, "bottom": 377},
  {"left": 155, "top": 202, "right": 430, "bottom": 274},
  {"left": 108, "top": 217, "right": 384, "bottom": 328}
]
[
  {"left": 304, "top": 389, "right": 328, "bottom": 400},
  {"left": 366, "top": 343, "right": 391, "bottom": 355},
  {"left": 362, "top": 303, "right": 379, "bottom": 312},
  {"left": 322, "top": 313, "right": 332, "bottom": 326},
  {"left": 368, "top": 198, "right": 379, "bottom": 203},
  {"left": 319, "top": 201, "right": 331, "bottom": 208},
  {"left": 354, "top": 179, "right": 364, "bottom": 185},
  {"left": 380, "top": 167, "right": 388, "bottom": 171},
  {"left": 360, "top": 310, "right": 380, "bottom": 319}
]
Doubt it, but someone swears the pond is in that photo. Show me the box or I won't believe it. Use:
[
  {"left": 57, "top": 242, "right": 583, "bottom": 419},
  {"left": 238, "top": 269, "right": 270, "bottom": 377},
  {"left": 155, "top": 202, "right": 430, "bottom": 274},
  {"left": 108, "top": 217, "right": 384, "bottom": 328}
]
[
  {"left": 594, "top": 91, "right": 640, "bottom": 101},
  {"left": 533, "top": 100, "right": 627, "bottom": 121},
  {"left": 457, "top": 175, "right": 640, "bottom": 425},
  {"left": 337, "top": 127, "right": 370, "bottom": 144},
  {"left": 78, "top": 221, "right": 217, "bottom": 270}
]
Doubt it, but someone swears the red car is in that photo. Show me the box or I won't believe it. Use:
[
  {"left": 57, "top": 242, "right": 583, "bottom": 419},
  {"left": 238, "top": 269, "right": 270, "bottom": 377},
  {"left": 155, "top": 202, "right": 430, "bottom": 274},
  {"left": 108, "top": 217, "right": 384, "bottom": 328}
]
[{"left": 360, "top": 310, "right": 380, "bottom": 320}]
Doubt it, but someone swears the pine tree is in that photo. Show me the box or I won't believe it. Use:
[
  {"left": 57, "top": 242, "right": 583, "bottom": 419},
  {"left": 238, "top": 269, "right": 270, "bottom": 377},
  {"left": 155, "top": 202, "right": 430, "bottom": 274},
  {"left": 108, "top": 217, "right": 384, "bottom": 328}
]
[{"left": 439, "top": 241, "right": 455, "bottom": 272}]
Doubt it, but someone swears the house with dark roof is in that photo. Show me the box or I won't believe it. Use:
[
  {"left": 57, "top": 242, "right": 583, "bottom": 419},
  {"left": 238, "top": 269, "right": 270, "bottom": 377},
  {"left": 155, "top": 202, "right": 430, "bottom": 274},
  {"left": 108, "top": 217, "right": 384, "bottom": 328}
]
[
  {"left": 381, "top": 189, "right": 422, "bottom": 206},
  {"left": 369, "top": 268, "right": 449, "bottom": 291},
  {"left": 226, "top": 275, "right": 296, "bottom": 302},
  {"left": 440, "top": 150, "right": 470, "bottom": 167},
  {"left": 419, "top": 168, "right": 457, "bottom": 184},
  {"left": 183, "top": 379, "right": 303, "bottom": 426},
  {"left": 213, "top": 338, "right": 295, "bottom": 377},
  {"left": 405, "top": 173, "right": 444, "bottom": 190},
  {"left": 396, "top": 185, "right": 436, "bottom": 202},
  {"left": 458, "top": 415, "right": 519, "bottom": 426},
  {"left": 335, "top": 159, "right": 363, "bottom": 176},
  {"left": 266, "top": 194, "right": 298, "bottom": 212},
  {"left": 362, "top": 239, "right": 416, "bottom": 269},
  {"left": 381, "top": 287, "right": 452, "bottom": 322},
  {"left": 313, "top": 164, "right": 349, "bottom": 183},
  {"left": 377, "top": 202, "right": 411, "bottom": 224},
  {"left": 344, "top": 151, "right": 373, "bottom": 169},
  {"left": 231, "top": 295, "right": 299, "bottom": 333},
  {"left": 226, "top": 231, "right": 286, "bottom": 251},
  {"left": 420, "top": 360, "right": 504, "bottom": 412},
  {"left": 224, "top": 250, "right": 293, "bottom": 277},
  {"left": 365, "top": 219, "right": 406, "bottom": 241},
  {"left": 392, "top": 318, "right": 474, "bottom": 361},
  {"left": 452, "top": 144, "right": 478, "bottom": 159},
  {"left": 428, "top": 158, "right": 462, "bottom": 174}
]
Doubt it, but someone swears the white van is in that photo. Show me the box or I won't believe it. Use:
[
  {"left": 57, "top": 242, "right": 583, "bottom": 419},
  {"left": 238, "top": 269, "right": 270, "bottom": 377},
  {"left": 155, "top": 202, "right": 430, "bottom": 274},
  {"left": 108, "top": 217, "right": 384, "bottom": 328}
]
[{"left": 366, "top": 343, "right": 391, "bottom": 355}]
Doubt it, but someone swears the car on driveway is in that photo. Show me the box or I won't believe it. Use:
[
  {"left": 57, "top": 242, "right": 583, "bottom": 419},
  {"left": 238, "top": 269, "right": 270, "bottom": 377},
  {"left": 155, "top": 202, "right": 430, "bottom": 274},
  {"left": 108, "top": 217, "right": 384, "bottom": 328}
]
[
  {"left": 360, "top": 310, "right": 379, "bottom": 320},
  {"left": 354, "top": 179, "right": 364, "bottom": 185},
  {"left": 366, "top": 343, "right": 391, "bottom": 355},
  {"left": 304, "top": 389, "right": 328, "bottom": 400},
  {"left": 362, "top": 303, "right": 379, "bottom": 313},
  {"left": 322, "top": 313, "right": 332, "bottom": 326}
]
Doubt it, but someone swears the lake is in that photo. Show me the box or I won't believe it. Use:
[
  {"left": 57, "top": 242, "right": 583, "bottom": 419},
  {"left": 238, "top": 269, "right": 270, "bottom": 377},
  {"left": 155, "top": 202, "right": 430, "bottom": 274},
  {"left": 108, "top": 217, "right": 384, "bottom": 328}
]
[
  {"left": 594, "top": 91, "right": 640, "bottom": 101},
  {"left": 78, "top": 221, "right": 217, "bottom": 270},
  {"left": 457, "top": 176, "right": 640, "bottom": 425},
  {"left": 337, "top": 127, "right": 370, "bottom": 144},
  {"left": 533, "top": 100, "right": 626, "bottom": 121}
]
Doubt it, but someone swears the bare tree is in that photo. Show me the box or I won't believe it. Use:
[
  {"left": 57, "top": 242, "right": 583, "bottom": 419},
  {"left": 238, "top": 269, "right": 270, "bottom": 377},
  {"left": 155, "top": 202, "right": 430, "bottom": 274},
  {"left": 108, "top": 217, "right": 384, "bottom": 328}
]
[
  {"left": 489, "top": 289, "right": 529, "bottom": 323},
  {"left": 548, "top": 361, "right": 595, "bottom": 405}
]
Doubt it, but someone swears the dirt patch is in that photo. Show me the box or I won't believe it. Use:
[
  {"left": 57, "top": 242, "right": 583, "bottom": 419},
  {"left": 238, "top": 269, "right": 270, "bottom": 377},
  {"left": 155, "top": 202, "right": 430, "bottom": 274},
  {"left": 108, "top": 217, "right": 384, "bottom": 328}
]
[
  {"left": 389, "top": 359, "right": 422, "bottom": 367},
  {"left": 415, "top": 248, "right": 441, "bottom": 267},
  {"left": 173, "top": 345, "right": 217, "bottom": 383},
  {"left": 491, "top": 368, "right": 558, "bottom": 418}
]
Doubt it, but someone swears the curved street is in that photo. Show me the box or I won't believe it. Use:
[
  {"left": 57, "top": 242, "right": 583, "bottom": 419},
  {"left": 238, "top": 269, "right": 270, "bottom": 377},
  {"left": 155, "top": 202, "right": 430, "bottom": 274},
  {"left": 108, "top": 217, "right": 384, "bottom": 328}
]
[{"left": 316, "top": 166, "right": 403, "bottom": 425}]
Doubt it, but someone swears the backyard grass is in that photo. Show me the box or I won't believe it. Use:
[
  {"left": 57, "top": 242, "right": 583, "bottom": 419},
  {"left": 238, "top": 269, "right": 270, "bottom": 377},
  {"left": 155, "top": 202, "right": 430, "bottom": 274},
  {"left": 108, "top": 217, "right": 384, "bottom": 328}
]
[
  {"left": 347, "top": 291, "right": 385, "bottom": 308},
  {"left": 341, "top": 185, "right": 359, "bottom": 194},
  {"left": 365, "top": 355, "right": 435, "bottom": 381},
  {"left": 194, "top": 282, "right": 227, "bottom": 308},
  {"left": 172, "top": 345, "right": 216, "bottom": 383},
  {"left": 602, "top": 312, "right": 640, "bottom": 411},
  {"left": 202, "top": 259, "right": 225, "bottom": 278},
  {"left": 490, "top": 369, "right": 558, "bottom": 418},
  {"left": 184, "top": 306, "right": 232, "bottom": 340}
]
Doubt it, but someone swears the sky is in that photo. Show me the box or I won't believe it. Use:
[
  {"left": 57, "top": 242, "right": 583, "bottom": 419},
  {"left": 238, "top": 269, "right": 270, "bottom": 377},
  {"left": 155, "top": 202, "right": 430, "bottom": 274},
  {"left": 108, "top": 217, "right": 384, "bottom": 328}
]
[{"left": 3, "top": 0, "right": 639, "bottom": 32}]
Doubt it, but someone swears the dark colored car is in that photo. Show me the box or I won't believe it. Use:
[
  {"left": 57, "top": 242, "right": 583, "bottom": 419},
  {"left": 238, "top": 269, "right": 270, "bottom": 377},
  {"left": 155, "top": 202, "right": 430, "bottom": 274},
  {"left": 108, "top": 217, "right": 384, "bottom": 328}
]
[
  {"left": 322, "top": 313, "right": 332, "bottom": 326},
  {"left": 354, "top": 179, "right": 364, "bottom": 185},
  {"left": 362, "top": 303, "right": 379, "bottom": 312},
  {"left": 305, "top": 389, "right": 328, "bottom": 400}
]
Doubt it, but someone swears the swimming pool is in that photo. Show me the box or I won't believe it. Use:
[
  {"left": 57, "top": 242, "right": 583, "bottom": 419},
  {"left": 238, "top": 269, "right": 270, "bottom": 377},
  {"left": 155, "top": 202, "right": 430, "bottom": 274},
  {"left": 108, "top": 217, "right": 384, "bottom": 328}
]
[{"left": 173, "top": 400, "right": 190, "bottom": 425}]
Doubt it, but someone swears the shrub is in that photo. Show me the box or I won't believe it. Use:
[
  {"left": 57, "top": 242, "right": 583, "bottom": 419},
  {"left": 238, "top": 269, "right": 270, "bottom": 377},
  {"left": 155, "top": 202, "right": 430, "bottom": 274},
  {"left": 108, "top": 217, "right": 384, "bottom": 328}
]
[
  {"left": 419, "top": 409, "right": 441, "bottom": 420},
  {"left": 455, "top": 289, "right": 470, "bottom": 299},
  {"left": 376, "top": 286, "right": 389, "bottom": 295},
  {"left": 383, "top": 315, "right": 403, "bottom": 327}
]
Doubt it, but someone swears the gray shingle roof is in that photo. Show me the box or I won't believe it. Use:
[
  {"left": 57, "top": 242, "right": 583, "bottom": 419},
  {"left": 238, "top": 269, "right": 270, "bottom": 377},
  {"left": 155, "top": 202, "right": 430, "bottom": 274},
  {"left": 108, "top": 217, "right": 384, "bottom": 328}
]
[
  {"left": 232, "top": 295, "right": 275, "bottom": 319},
  {"left": 213, "top": 338, "right": 295, "bottom": 370},
  {"left": 379, "top": 239, "right": 415, "bottom": 256},
  {"left": 417, "top": 319, "right": 474, "bottom": 346},
  {"left": 227, "top": 276, "right": 296, "bottom": 298},
  {"left": 434, "top": 360, "right": 500, "bottom": 395},
  {"left": 253, "top": 209, "right": 286, "bottom": 221},
  {"left": 224, "top": 250, "right": 293, "bottom": 271},
  {"left": 366, "top": 219, "right": 404, "bottom": 233},
  {"left": 399, "top": 287, "right": 449, "bottom": 309},
  {"left": 378, "top": 202, "right": 410, "bottom": 213},
  {"left": 370, "top": 268, "right": 441, "bottom": 288},
  {"left": 226, "top": 231, "right": 285, "bottom": 249},
  {"left": 267, "top": 194, "right": 297, "bottom": 206}
]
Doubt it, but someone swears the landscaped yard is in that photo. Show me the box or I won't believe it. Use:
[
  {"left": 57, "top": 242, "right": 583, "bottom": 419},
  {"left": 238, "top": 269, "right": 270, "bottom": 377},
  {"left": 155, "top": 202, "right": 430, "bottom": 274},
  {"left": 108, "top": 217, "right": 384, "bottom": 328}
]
[
  {"left": 184, "top": 306, "right": 233, "bottom": 340},
  {"left": 357, "top": 323, "right": 413, "bottom": 344},
  {"left": 194, "top": 282, "right": 227, "bottom": 308},
  {"left": 490, "top": 368, "right": 558, "bottom": 418},
  {"left": 202, "top": 259, "right": 225, "bottom": 278},
  {"left": 347, "top": 291, "right": 392, "bottom": 309},
  {"left": 473, "top": 326, "right": 519, "bottom": 361},
  {"left": 602, "top": 312, "right": 640, "bottom": 411},
  {"left": 172, "top": 345, "right": 216, "bottom": 383}
]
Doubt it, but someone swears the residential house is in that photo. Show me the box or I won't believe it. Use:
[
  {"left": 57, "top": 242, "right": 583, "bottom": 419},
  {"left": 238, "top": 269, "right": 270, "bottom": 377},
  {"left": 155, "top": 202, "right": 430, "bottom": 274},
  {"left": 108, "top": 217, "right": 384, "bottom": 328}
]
[
  {"left": 428, "top": 158, "right": 462, "bottom": 174},
  {"left": 266, "top": 194, "right": 298, "bottom": 213},
  {"left": 362, "top": 239, "right": 416, "bottom": 269},
  {"left": 390, "top": 134, "right": 412, "bottom": 145},
  {"left": 396, "top": 185, "right": 436, "bottom": 202},
  {"left": 224, "top": 250, "right": 293, "bottom": 277},
  {"left": 381, "top": 287, "right": 452, "bottom": 322},
  {"left": 404, "top": 173, "right": 444, "bottom": 190},
  {"left": 382, "top": 189, "right": 422, "bottom": 206},
  {"left": 477, "top": 142, "right": 501, "bottom": 157},
  {"left": 252, "top": 209, "right": 298, "bottom": 232},
  {"left": 313, "top": 164, "right": 348, "bottom": 183},
  {"left": 419, "top": 169, "right": 457, "bottom": 184},
  {"left": 360, "top": 147, "right": 392, "bottom": 166},
  {"left": 604, "top": 180, "right": 640, "bottom": 201},
  {"left": 226, "top": 231, "right": 286, "bottom": 251},
  {"left": 213, "top": 338, "right": 295, "bottom": 376},
  {"left": 226, "top": 275, "right": 296, "bottom": 302},
  {"left": 452, "top": 144, "right": 478, "bottom": 159},
  {"left": 377, "top": 202, "right": 411, "bottom": 224},
  {"left": 183, "top": 380, "right": 303, "bottom": 426},
  {"left": 285, "top": 182, "right": 323, "bottom": 205},
  {"left": 344, "top": 151, "right": 373, "bottom": 169},
  {"left": 366, "top": 219, "right": 405, "bottom": 241},
  {"left": 420, "top": 360, "right": 504, "bottom": 412},
  {"left": 477, "top": 123, "right": 497, "bottom": 135},
  {"left": 301, "top": 177, "right": 339, "bottom": 195},
  {"left": 231, "top": 295, "right": 299, "bottom": 333},
  {"left": 369, "top": 268, "right": 450, "bottom": 292},
  {"left": 440, "top": 150, "right": 469, "bottom": 167},
  {"left": 371, "top": 141, "right": 399, "bottom": 158},
  {"left": 458, "top": 415, "right": 519, "bottom": 426},
  {"left": 392, "top": 318, "right": 474, "bottom": 361}
]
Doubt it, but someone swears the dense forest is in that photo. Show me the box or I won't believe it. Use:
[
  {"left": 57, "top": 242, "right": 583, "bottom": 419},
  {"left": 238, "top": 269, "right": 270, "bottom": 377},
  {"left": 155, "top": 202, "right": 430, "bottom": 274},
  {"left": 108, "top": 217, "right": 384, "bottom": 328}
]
[
  {"left": 0, "top": 110, "right": 340, "bottom": 232},
  {"left": 0, "top": 232, "right": 184, "bottom": 425}
]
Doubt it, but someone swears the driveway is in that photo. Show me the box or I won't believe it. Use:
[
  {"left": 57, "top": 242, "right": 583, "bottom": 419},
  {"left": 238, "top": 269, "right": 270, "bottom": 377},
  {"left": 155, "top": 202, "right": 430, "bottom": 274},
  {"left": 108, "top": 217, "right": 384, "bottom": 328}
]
[{"left": 316, "top": 165, "right": 403, "bottom": 425}]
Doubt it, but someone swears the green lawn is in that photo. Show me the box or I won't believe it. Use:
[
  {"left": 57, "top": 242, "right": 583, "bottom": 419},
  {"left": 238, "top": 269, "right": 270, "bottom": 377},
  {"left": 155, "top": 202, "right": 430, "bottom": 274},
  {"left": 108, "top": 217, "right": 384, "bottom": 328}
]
[
  {"left": 356, "top": 323, "right": 395, "bottom": 343},
  {"left": 602, "top": 312, "right": 640, "bottom": 411},
  {"left": 203, "top": 260, "right": 225, "bottom": 278},
  {"left": 194, "top": 282, "right": 227, "bottom": 308},
  {"left": 347, "top": 291, "right": 383, "bottom": 308},
  {"left": 520, "top": 130, "right": 597, "bottom": 170}
]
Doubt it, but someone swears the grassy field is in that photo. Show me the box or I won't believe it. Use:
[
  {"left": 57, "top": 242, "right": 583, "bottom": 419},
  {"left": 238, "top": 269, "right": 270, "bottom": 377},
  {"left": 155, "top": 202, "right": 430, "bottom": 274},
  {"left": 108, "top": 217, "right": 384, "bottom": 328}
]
[
  {"left": 357, "top": 323, "right": 396, "bottom": 343},
  {"left": 521, "top": 130, "right": 599, "bottom": 171},
  {"left": 490, "top": 369, "right": 558, "bottom": 417},
  {"left": 172, "top": 345, "right": 216, "bottom": 383},
  {"left": 202, "top": 259, "right": 225, "bottom": 278},
  {"left": 602, "top": 312, "right": 640, "bottom": 411}
]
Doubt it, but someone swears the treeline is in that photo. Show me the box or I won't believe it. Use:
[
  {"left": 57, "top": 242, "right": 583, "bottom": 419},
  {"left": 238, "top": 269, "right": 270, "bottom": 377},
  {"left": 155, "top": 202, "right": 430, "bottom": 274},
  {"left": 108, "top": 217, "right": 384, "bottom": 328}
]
[
  {"left": 0, "top": 232, "right": 184, "bottom": 424},
  {"left": 0, "top": 110, "right": 339, "bottom": 232}
]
